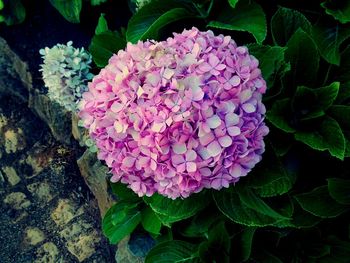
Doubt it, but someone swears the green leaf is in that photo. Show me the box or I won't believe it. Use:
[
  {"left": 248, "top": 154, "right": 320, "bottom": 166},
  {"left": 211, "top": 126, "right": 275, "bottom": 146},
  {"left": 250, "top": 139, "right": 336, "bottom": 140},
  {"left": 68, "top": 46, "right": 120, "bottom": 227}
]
[
  {"left": 208, "top": 0, "right": 267, "bottom": 44},
  {"left": 247, "top": 44, "right": 287, "bottom": 87},
  {"left": 180, "top": 210, "right": 221, "bottom": 238},
  {"left": 294, "top": 116, "right": 346, "bottom": 160},
  {"left": 321, "top": 0, "right": 350, "bottom": 24},
  {"left": 294, "top": 186, "right": 349, "bottom": 218},
  {"left": 312, "top": 23, "right": 350, "bottom": 65},
  {"left": 288, "top": 201, "right": 322, "bottom": 228},
  {"left": 144, "top": 192, "right": 208, "bottom": 225},
  {"left": 271, "top": 7, "right": 311, "bottom": 46},
  {"left": 3, "top": 0, "right": 26, "bottom": 25},
  {"left": 337, "top": 46, "right": 350, "bottom": 82},
  {"left": 110, "top": 182, "right": 139, "bottom": 201},
  {"left": 91, "top": 0, "right": 107, "bottom": 5},
  {"left": 335, "top": 82, "right": 350, "bottom": 104},
  {"left": 328, "top": 105, "right": 350, "bottom": 130},
  {"left": 95, "top": 13, "right": 108, "bottom": 35},
  {"left": 318, "top": 236, "right": 350, "bottom": 263},
  {"left": 285, "top": 29, "right": 320, "bottom": 86},
  {"left": 267, "top": 98, "right": 295, "bottom": 133},
  {"left": 199, "top": 222, "right": 231, "bottom": 263},
  {"left": 328, "top": 178, "right": 350, "bottom": 205},
  {"left": 141, "top": 207, "right": 162, "bottom": 235},
  {"left": 238, "top": 227, "right": 256, "bottom": 262},
  {"left": 228, "top": 0, "right": 238, "bottom": 9},
  {"left": 126, "top": 0, "right": 193, "bottom": 43},
  {"left": 213, "top": 189, "right": 288, "bottom": 227},
  {"left": 145, "top": 240, "right": 200, "bottom": 263},
  {"left": 249, "top": 144, "right": 296, "bottom": 197},
  {"left": 102, "top": 201, "right": 141, "bottom": 244},
  {"left": 237, "top": 188, "right": 289, "bottom": 220},
  {"left": 292, "top": 82, "right": 340, "bottom": 120},
  {"left": 253, "top": 250, "right": 283, "bottom": 263},
  {"left": 49, "top": 0, "right": 82, "bottom": 23},
  {"left": 89, "top": 31, "right": 126, "bottom": 68}
]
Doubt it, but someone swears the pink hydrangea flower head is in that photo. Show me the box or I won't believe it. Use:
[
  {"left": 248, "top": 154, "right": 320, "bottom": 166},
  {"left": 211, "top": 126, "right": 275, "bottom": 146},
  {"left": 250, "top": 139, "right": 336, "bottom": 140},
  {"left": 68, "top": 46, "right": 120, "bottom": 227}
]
[{"left": 79, "top": 27, "right": 269, "bottom": 199}]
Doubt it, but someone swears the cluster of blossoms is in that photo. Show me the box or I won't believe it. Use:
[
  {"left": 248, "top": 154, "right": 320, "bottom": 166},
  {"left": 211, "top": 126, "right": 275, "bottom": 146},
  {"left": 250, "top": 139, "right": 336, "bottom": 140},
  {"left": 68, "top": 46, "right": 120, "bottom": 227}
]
[
  {"left": 39, "top": 41, "right": 94, "bottom": 111},
  {"left": 79, "top": 27, "right": 269, "bottom": 199}
]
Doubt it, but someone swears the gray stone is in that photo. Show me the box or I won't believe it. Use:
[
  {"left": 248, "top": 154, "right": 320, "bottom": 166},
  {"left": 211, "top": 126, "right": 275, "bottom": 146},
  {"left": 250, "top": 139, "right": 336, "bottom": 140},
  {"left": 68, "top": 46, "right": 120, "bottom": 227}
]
[
  {"left": 0, "top": 37, "right": 31, "bottom": 102},
  {"left": 28, "top": 92, "right": 72, "bottom": 145},
  {"left": 77, "top": 150, "right": 115, "bottom": 217}
]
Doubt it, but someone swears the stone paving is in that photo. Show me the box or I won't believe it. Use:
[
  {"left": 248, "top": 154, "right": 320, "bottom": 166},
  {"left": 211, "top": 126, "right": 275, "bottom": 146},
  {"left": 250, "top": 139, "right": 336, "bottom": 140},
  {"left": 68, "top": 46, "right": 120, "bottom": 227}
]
[{"left": 0, "top": 94, "right": 115, "bottom": 262}]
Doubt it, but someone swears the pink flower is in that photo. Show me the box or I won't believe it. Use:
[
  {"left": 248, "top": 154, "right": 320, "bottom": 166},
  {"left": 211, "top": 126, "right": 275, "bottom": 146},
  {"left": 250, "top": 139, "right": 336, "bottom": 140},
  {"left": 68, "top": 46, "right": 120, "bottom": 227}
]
[{"left": 79, "top": 27, "right": 268, "bottom": 199}]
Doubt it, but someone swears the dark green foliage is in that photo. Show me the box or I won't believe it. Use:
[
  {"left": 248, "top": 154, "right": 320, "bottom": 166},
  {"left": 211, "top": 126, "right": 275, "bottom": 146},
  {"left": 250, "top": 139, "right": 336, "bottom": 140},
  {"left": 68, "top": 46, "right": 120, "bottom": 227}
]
[{"left": 87, "top": 0, "right": 350, "bottom": 261}]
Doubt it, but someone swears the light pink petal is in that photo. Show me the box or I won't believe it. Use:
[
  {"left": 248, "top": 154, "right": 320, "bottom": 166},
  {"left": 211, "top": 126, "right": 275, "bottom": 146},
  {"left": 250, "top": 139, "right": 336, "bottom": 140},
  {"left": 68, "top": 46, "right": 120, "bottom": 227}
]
[
  {"left": 211, "top": 178, "right": 222, "bottom": 190},
  {"left": 138, "top": 156, "right": 149, "bottom": 167},
  {"left": 218, "top": 135, "right": 233, "bottom": 148},
  {"left": 110, "top": 102, "right": 123, "bottom": 113},
  {"left": 130, "top": 181, "right": 140, "bottom": 192},
  {"left": 176, "top": 163, "right": 186, "bottom": 173},
  {"left": 197, "top": 146, "right": 211, "bottom": 160},
  {"left": 239, "top": 89, "right": 252, "bottom": 102},
  {"left": 199, "top": 132, "right": 215, "bottom": 146},
  {"left": 229, "top": 164, "right": 243, "bottom": 178},
  {"left": 199, "top": 168, "right": 211, "bottom": 177},
  {"left": 242, "top": 103, "right": 256, "bottom": 113},
  {"left": 123, "top": 156, "right": 136, "bottom": 168},
  {"left": 151, "top": 122, "right": 164, "bottom": 132},
  {"left": 207, "top": 140, "right": 222, "bottom": 157},
  {"left": 150, "top": 159, "right": 157, "bottom": 171},
  {"left": 207, "top": 115, "right": 222, "bottom": 129},
  {"left": 185, "top": 150, "right": 197, "bottom": 161},
  {"left": 163, "top": 68, "right": 174, "bottom": 79},
  {"left": 172, "top": 154, "right": 185, "bottom": 165},
  {"left": 209, "top": 54, "right": 220, "bottom": 66},
  {"left": 215, "top": 64, "right": 226, "bottom": 71},
  {"left": 173, "top": 142, "right": 187, "bottom": 154},
  {"left": 227, "top": 126, "right": 241, "bottom": 136},
  {"left": 186, "top": 162, "right": 197, "bottom": 173},
  {"left": 225, "top": 113, "right": 239, "bottom": 126},
  {"left": 192, "top": 87, "right": 204, "bottom": 101},
  {"left": 229, "top": 75, "right": 241, "bottom": 86},
  {"left": 211, "top": 69, "right": 221, "bottom": 76},
  {"left": 198, "top": 62, "right": 212, "bottom": 72}
]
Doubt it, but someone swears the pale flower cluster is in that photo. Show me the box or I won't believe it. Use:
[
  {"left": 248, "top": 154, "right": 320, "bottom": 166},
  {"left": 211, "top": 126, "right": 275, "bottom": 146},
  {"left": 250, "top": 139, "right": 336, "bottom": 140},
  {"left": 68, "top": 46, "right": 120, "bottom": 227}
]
[{"left": 39, "top": 41, "right": 93, "bottom": 111}]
